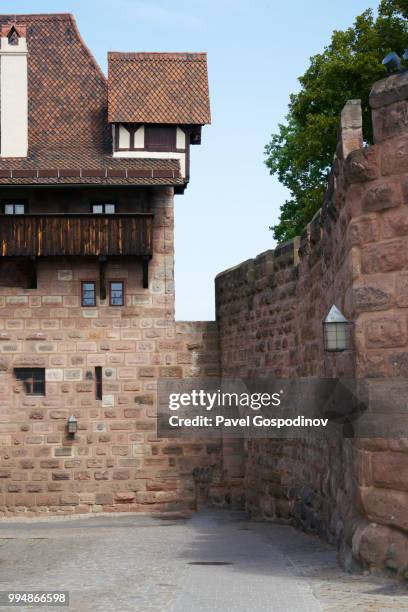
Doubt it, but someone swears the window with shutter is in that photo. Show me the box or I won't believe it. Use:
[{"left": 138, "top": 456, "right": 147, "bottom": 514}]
[{"left": 145, "top": 126, "right": 176, "bottom": 152}]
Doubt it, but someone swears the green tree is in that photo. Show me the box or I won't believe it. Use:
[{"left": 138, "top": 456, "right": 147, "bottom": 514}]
[{"left": 266, "top": 0, "right": 408, "bottom": 243}]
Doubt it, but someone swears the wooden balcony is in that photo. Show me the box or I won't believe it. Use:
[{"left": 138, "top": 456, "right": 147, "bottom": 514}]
[{"left": 0, "top": 213, "right": 154, "bottom": 258}]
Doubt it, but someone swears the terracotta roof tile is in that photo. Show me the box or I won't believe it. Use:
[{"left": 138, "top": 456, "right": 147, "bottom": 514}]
[
  {"left": 108, "top": 52, "right": 211, "bottom": 125},
  {"left": 0, "top": 14, "right": 185, "bottom": 186},
  {"left": 0, "top": 156, "right": 182, "bottom": 185}
]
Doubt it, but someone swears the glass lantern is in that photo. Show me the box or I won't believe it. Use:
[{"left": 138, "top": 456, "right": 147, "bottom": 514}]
[
  {"left": 67, "top": 415, "right": 78, "bottom": 438},
  {"left": 323, "top": 305, "right": 351, "bottom": 352}
]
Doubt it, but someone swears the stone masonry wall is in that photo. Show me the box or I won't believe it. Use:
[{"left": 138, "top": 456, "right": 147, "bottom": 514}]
[
  {"left": 175, "top": 321, "right": 223, "bottom": 509},
  {"left": 215, "top": 71, "right": 408, "bottom": 577},
  {"left": 351, "top": 71, "right": 408, "bottom": 575},
  {"left": 0, "top": 187, "right": 222, "bottom": 517}
]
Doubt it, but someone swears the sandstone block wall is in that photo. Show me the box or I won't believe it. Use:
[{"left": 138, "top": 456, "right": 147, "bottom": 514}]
[
  {"left": 175, "top": 321, "right": 224, "bottom": 508},
  {"left": 351, "top": 71, "right": 408, "bottom": 575},
  {"left": 0, "top": 187, "right": 222, "bottom": 517},
  {"left": 215, "top": 71, "right": 408, "bottom": 577}
]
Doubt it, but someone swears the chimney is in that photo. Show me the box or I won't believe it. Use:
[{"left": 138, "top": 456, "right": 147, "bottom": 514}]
[{"left": 0, "top": 23, "right": 28, "bottom": 158}]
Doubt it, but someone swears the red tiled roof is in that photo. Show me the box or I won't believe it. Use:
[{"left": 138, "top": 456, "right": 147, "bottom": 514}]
[
  {"left": 0, "top": 14, "right": 185, "bottom": 186},
  {"left": 0, "top": 157, "right": 182, "bottom": 185},
  {"left": 108, "top": 52, "right": 211, "bottom": 125}
]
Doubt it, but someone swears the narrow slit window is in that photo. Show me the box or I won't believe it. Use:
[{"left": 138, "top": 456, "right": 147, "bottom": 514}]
[
  {"left": 82, "top": 281, "right": 96, "bottom": 307},
  {"left": 110, "top": 281, "right": 124, "bottom": 306},
  {"left": 95, "top": 366, "right": 103, "bottom": 400},
  {"left": 14, "top": 368, "right": 45, "bottom": 396}
]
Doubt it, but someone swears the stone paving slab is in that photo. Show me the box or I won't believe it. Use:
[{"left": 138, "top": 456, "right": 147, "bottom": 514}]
[
  {"left": 173, "top": 511, "right": 321, "bottom": 612},
  {"left": 0, "top": 509, "right": 406, "bottom": 611}
]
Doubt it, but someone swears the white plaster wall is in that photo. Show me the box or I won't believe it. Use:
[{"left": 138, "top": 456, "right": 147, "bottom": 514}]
[
  {"left": 0, "top": 37, "right": 28, "bottom": 158},
  {"left": 176, "top": 127, "right": 186, "bottom": 149},
  {"left": 134, "top": 125, "right": 144, "bottom": 148},
  {"left": 118, "top": 124, "right": 130, "bottom": 149},
  {"left": 113, "top": 150, "right": 186, "bottom": 177}
]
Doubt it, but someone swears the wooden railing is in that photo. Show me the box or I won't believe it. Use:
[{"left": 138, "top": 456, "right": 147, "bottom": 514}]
[{"left": 0, "top": 214, "right": 154, "bottom": 257}]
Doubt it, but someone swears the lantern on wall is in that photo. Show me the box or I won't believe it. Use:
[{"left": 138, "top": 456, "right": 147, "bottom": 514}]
[
  {"left": 67, "top": 415, "right": 78, "bottom": 438},
  {"left": 382, "top": 51, "right": 401, "bottom": 73},
  {"left": 323, "top": 305, "right": 352, "bottom": 352}
]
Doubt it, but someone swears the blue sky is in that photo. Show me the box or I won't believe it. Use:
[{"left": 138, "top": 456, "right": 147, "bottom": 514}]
[{"left": 3, "top": 0, "right": 379, "bottom": 319}]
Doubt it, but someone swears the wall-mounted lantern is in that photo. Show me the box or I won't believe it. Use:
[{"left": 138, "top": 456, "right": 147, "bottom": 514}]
[
  {"left": 382, "top": 51, "right": 401, "bottom": 74},
  {"left": 67, "top": 415, "right": 78, "bottom": 438},
  {"left": 323, "top": 305, "right": 352, "bottom": 352}
]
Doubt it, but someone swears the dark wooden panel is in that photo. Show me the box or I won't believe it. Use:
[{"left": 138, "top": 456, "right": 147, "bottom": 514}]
[
  {"left": 145, "top": 125, "right": 176, "bottom": 152},
  {"left": 0, "top": 214, "right": 153, "bottom": 257}
]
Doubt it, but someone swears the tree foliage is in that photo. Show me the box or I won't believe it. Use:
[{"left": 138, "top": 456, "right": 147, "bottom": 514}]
[{"left": 265, "top": 0, "right": 408, "bottom": 243}]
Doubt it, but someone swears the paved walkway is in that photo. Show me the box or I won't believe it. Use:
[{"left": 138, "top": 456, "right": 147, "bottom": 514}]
[{"left": 0, "top": 509, "right": 407, "bottom": 611}]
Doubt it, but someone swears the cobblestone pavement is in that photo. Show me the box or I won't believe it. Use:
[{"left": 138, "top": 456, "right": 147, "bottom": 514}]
[{"left": 0, "top": 509, "right": 407, "bottom": 611}]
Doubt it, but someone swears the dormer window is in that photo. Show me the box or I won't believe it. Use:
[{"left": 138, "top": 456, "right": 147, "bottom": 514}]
[
  {"left": 92, "top": 203, "right": 116, "bottom": 214},
  {"left": 145, "top": 126, "right": 176, "bottom": 152},
  {"left": 7, "top": 27, "right": 20, "bottom": 46}
]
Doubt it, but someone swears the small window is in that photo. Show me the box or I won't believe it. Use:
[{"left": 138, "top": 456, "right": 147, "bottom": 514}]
[
  {"left": 95, "top": 366, "right": 103, "bottom": 400},
  {"left": 92, "top": 203, "right": 116, "bottom": 214},
  {"left": 82, "top": 281, "right": 96, "bottom": 307},
  {"left": 145, "top": 126, "right": 176, "bottom": 152},
  {"left": 8, "top": 28, "right": 20, "bottom": 46},
  {"left": 14, "top": 368, "right": 45, "bottom": 396},
  {"left": 110, "top": 281, "right": 124, "bottom": 306},
  {"left": 5, "top": 203, "right": 25, "bottom": 215}
]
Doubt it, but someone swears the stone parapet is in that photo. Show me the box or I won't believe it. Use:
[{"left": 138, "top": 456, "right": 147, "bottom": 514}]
[{"left": 215, "top": 69, "right": 408, "bottom": 578}]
